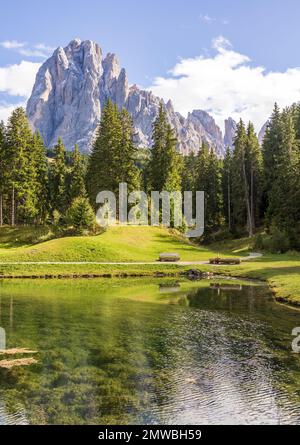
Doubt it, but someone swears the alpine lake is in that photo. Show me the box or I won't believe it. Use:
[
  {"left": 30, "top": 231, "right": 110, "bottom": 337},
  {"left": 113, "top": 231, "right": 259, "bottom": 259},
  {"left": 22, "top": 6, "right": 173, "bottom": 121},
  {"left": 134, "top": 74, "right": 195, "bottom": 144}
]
[{"left": 0, "top": 277, "right": 300, "bottom": 425}]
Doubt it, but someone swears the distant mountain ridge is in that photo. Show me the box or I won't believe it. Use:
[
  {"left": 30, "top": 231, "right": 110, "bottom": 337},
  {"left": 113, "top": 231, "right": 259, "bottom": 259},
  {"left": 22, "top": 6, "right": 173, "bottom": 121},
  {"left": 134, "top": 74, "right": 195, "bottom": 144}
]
[{"left": 27, "top": 38, "right": 237, "bottom": 155}]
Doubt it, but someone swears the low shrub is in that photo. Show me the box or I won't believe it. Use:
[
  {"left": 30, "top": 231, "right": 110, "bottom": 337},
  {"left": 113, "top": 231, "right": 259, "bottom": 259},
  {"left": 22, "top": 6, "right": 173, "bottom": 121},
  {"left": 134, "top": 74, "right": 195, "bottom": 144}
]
[
  {"left": 66, "top": 197, "right": 96, "bottom": 233},
  {"left": 254, "top": 229, "right": 290, "bottom": 253}
]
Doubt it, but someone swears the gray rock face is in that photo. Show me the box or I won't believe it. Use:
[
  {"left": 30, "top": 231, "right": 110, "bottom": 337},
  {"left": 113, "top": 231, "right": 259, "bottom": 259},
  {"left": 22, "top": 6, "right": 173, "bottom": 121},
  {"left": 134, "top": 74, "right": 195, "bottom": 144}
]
[
  {"left": 224, "top": 117, "right": 237, "bottom": 149},
  {"left": 258, "top": 121, "right": 268, "bottom": 145},
  {"left": 27, "top": 39, "right": 227, "bottom": 155},
  {"left": 185, "top": 110, "right": 224, "bottom": 156}
]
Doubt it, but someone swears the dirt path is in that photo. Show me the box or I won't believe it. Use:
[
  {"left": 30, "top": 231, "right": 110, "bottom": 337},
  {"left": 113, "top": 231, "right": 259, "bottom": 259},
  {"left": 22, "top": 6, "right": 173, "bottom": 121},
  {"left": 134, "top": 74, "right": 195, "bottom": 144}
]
[{"left": 0, "top": 253, "right": 263, "bottom": 266}]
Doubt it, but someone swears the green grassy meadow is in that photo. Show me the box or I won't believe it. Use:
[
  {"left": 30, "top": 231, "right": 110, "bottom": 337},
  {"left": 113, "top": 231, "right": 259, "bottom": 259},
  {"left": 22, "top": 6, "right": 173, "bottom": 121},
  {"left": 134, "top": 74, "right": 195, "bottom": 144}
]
[
  {"left": 0, "top": 226, "right": 300, "bottom": 307},
  {"left": 0, "top": 226, "right": 238, "bottom": 262}
]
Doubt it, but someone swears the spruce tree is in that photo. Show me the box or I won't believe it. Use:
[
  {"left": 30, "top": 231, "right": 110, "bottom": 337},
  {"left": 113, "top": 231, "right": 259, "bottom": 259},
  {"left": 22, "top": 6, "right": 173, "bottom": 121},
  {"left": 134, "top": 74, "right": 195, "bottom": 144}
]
[
  {"left": 32, "top": 132, "right": 49, "bottom": 223},
  {"left": 0, "top": 121, "right": 6, "bottom": 225},
  {"left": 262, "top": 103, "right": 282, "bottom": 209},
  {"left": 208, "top": 148, "right": 222, "bottom": 230},
  {"left": 5, "top": 108, "right": 37, "bottom": 225},
  {"left": 221, "top": 148, "right": 233, "bottom": 231},
  {"left": 68, "top": 144, "right": 87, "bottom": 203},
  {"left": 118, "top": 109, "right": 140, "bottom": 191},
  {"left": 149, "top": 103, "right": 182, "bottom": 192},
  {"left": 182, "top": 152, "right": 197, "bottom": 193},
  {"left": 231, "top": 120, "right": 249, "bottom": 233},
  {"left": 292, "top": 102, "right": 300, "bottom": 143},
  {"left": 149, "top": 103, "right": 169, "bottom": 192},
  {"left": 231, "top": 120, "right": 262, "bottom": 236},
  {"left": 268, "top": 108, "right": 299, "bottom": 232},
  {"left": 66, "top": 196, "right": 95, "bottom": 232},
  {"left": 50, "top": 138, "right": 67, "bottom": 215},
  {"left": 164, "top": 125, "right": 183, "bottom": 192},
  {"left": 86, "top": 101, "right": 142, "bottom": 217},
  {"left": 245, "top": 122, "right": 263, "bottom": 232},
  {"left": 195, "top": 143, "right": 222, "bottom": 232},
  {"left": 86, "top": 99, "right": 123, "bottom": 207}
]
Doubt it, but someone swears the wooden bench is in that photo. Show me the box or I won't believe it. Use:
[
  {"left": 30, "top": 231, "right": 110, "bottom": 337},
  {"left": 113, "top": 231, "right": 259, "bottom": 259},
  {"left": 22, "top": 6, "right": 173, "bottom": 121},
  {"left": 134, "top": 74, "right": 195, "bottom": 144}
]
[
  {"left": 158, "top": 253, "right": 180, "bottom": 262},
  {"left": 209, "top": 257, "right": 241, "bottom": 265}
]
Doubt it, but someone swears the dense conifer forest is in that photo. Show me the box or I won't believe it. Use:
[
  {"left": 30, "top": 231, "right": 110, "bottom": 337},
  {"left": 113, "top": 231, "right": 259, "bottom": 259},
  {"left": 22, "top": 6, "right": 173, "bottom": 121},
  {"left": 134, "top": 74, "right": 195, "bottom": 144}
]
[{"left": 1, "top": 100, "right": 300, "bottom": 251}]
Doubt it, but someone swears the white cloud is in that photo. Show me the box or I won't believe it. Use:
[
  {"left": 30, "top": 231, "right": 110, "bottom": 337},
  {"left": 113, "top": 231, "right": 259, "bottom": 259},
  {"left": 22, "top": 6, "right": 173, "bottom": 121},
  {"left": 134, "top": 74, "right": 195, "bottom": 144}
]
[
  {"left": 0, "top": 40, "right": 52, "bottom": 121},
  {"left": 199, "top": 14, "right": 215, "bottom": 23},
  {"left": 0, "top": 40, "right": 26, "bottom": 49},
  {"left": 34, "top": 43, "right": 54, "bottom": 52},
  {"left": 199, "top": 14, "right": 229, "bottom": 25},
  {"left": 19, "top": 43, "right": 55, "bottom": 58},
  {"left": 212, "top": 35, "right": 232, "bottom": 51},
  {"left": 18, "top": 48, "right": 50, "bottom": 58},
  {"left": 148, "top": 36, "right": 300, "bottom": 131},
  {"left": 0, "top": 60, "right": 40, "bottom": 97},
  {"left": 0, "top": 40, "right": 55, "bottom": 58},
  {"left": 0, "top": 101, "right": 26, "bottom": 122}
]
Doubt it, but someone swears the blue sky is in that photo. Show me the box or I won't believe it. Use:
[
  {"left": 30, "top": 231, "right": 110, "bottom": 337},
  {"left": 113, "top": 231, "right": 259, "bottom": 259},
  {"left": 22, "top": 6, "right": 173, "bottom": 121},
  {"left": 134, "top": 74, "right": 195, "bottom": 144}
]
[{"left": 1, "top": 0, "right": 300, "bottom": 129}]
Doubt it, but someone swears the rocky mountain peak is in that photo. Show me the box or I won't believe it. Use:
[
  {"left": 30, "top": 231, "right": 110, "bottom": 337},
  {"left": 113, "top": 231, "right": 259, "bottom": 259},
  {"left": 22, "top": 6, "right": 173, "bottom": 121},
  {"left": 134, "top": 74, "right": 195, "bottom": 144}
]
[
  {"left": 224, "top": 117, "right": 237, "bottom": 149},
  {"left": 188, "top": 110, "right": 223, "bottom": 144},
  {"left": 102, "top": 53, "right": 121, "bottom": 79},
  {"left": 68, "top": 37, "right": 82, "bottom": 48},
  {"left": 166, "top": 99, "right": 175, "bottom": 112},
  {"left": 258, "top": 121, "right": 268, "bottom": 144},
  {"left": 27, "top": 38, "right": 229, "bottom": 156}
]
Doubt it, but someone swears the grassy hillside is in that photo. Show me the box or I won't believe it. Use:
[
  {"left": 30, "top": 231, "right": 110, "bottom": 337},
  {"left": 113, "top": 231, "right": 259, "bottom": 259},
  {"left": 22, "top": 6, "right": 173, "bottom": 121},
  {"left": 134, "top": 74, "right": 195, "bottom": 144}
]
[
  {"left": 0, "top": 226, "right": 241, "bottom": 263},
  {"left": 209, "top": 252, "right": 300, "bottom": 307},
  {"left": 1, "top": 226, "right": 300, "bottom": 308}
]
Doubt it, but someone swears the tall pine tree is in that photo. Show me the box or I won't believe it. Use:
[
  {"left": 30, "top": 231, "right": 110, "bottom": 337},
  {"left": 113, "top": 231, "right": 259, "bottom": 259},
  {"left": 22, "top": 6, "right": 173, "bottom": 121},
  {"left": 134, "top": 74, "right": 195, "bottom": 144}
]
[
  {"left": 68, "top": 144, "right": 87, "bottom": 203},
  {"left": 86, "top": 100, "right": 123, "bottom": 206},
  {"left": 32, "top": 132, "right": 49, "bottom": 223},
  {"left": 86, "top": 100, "right": 141, "bottom": 211},
  {"left": 50, "top": 138, "right": 67, "bottom": 215},
  {"left": 0, "top": 121, "right": 6, "bottom": 225},
  {"left": 231, "top": 120, "right": 248, "bottom": 232},
  {"left": 149, "top": 103, "right": 182, "bottom": 192},
  {"left": 221, "top": 148, "right": 233, "bottom": 231},
  {"left": 195, "top": 143, "right": 222, "bottom": 232},
  {"left": 245, "top": 122, "right": 263, "bottom": 233},
  {"left": 267, "top": 107, "right": 299, "bottom": 232},
  {"left": 118, "top": 109, "right": 140, "bottom": 191},
  {"left": 5, "top": 108, "right": 38, "bottom": 225}
]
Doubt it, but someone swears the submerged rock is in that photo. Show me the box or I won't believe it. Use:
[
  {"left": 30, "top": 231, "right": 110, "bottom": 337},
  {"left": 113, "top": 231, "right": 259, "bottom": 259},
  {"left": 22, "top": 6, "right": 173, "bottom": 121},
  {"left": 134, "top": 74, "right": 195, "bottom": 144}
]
[
  {"left": 0, "top": 358, "right": 38, "bottom": 369},
  {"left": 182, "top": 269, "right": 214, "bottom": 280}
]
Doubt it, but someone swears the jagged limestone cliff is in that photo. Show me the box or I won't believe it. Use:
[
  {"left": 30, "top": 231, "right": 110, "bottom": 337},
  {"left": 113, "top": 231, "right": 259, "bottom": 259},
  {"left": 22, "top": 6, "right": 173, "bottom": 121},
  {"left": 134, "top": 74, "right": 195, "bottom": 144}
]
[{"left": 27, "top": 39, "right": 231, "bottom": 155}]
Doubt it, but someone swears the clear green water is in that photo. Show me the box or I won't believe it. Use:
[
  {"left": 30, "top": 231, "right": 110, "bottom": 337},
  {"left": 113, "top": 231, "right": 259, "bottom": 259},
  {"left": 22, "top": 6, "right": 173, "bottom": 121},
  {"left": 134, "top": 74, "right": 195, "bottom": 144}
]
[{"left": 0, "top": 278, "right": 300, "bottom": 425}]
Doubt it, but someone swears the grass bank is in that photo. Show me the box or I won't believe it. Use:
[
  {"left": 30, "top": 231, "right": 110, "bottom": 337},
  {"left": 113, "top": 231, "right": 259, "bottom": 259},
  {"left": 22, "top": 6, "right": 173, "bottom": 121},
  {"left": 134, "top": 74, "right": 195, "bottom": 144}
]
[
  {"left": 0, "top": 226, "right": 300, "bottom": 307},
  {"left": 0, "top": 226, "right": 234, "bottom": 263},
  {"left": 203, "top": 252, "right": 300, "bottom": 308}
]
